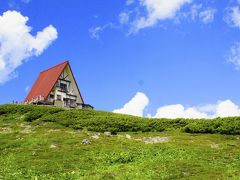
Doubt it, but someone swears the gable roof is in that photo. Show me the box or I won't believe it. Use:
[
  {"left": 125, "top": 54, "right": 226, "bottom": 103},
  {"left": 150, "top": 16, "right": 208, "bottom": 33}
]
[{"left": 24, "top": 61, "right": 84, "bottom": 104}]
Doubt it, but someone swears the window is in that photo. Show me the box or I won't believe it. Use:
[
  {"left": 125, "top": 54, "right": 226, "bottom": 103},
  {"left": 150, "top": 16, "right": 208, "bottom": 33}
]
[
  {"left": 57, "top": 95, "right": 61, "bottom": 100},
  {"left": 60, "top": 83, "right": 67, "bottom": 92}
]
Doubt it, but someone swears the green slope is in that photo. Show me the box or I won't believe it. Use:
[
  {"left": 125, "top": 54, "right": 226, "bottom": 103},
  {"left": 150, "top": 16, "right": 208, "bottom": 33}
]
[{"left": 0, "top": 105, "right": 240, "bottom": 179}]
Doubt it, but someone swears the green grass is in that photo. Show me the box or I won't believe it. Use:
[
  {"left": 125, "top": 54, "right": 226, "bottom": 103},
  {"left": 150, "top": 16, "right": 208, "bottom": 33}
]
[{"left": 1, "top": 104, "right": 240, "bottom": 179}]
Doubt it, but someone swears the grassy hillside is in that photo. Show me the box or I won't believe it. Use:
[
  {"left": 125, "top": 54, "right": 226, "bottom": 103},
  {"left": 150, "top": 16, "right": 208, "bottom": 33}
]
[{"left": 1, "top": 104, "right": 240, "bottom": 179}]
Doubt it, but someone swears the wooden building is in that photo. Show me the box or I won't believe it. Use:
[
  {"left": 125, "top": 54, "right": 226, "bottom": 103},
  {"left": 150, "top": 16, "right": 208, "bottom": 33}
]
[{"left": 24, "top": 61, "right": 93, "bottom": 109}]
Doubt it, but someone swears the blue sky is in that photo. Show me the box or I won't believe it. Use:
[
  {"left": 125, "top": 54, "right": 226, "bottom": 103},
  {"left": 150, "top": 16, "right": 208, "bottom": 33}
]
[{"left": 0, "top": 0, "right": 240, "bottom": 118}]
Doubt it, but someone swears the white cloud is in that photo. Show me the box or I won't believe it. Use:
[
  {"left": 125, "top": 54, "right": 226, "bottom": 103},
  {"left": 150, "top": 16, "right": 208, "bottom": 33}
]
[
  {"left": 113, "top": 92, "right": 149, "bottom": 117},
  {"left": 197, "top": 104, "right": 216, "bottom": 114},
  {"left": 199, "top": 8, "right": 216, "bottom": 24},
  {"left": 227, "top": 42, "right": 240, "bottom": 69},
  {"left": 126, "top": 0, "right": 135, "bottom": 6},
  {"left": 0, "top": 11, "right": 58, "bottom": 84},
  {"left": 130, "top": 0, "right": 192, "bottom": 33},
  {"left": 189, "top": 4, "right": 202, "bottom": 20},
  {"left": 92, "top": 1, "right": 217, "bottom": 36},
  {"left": 154, "top": 100, "right": 240, "bottom": 119},
  {"left": 119, "top": 12, "right": 130, "bottom": 24},
  {"left": 154, "top": 104, "right": 208, "bottom": 119},
  {"left": 225, "top": 6, "right": 240, "bottom": 28},
  {"left": 215, "top": 100, "right": 240, "bottom": 117},
  {"left": 89, "top": 23, "right": 114, "bottom": 40},
  {"left": 8, "top": 0, "right": 31, "bottom": 8},
  {"left": 187, "top": 4, "right": 216, "bottom": 23},
  {"left": 89, "top": 27, "right": 103, "bottom": 40},
  {"left": 113, "top": 92, "right": 240, "bottom": 118}
]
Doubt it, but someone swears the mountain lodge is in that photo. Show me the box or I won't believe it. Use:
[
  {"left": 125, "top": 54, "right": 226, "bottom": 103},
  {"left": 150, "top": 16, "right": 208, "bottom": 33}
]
[{"left": 24, "top": 61, "right": 93, "bottom": 109}]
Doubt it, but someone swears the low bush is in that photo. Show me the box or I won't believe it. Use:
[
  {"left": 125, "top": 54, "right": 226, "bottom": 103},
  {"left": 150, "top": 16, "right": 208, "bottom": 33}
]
[
  {"left": 184, "top": 117, "right": 240, "bottom": 135},
  {"left": 23, "top": 106, "right": 63, "bottom": 122},
  {"left": 104, "top": 152, "right": 136, "bottom": 164},
  {"left": 1, "top": 104, "right": 240, "bottom": 135},
  {"left": 0, "top": 104, "right": 33, "bottom": 115}
]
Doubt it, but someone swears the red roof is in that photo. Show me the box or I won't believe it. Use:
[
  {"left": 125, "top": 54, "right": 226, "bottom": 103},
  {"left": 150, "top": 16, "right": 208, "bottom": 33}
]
[{"left": 24, "top": 61, "right": 69, "bottom": 103}]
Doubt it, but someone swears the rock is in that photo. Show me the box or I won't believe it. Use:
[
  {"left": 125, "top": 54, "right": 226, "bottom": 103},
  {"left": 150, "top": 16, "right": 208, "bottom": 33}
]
[
  {"left": 104, "top": 132, "right": 112, "bottom": 137},
  {"left": 126, "top": 134, "right": 131, "bottom": 139},
  {"left": 50, "top": 144, "right": 59, "bottom": 148},
  {"left": 91, "top": 135, "right": 100, "bottom": 139},
  {"left": 0, "top": 127, "right": 12, "bottom": 134},
  {"left": 82, "top": 139, "right": 91, "bottom": 144},
  {"left": 210, "top": 143, "right": 219, "bottom": 149},
  {"left": 144, "top": 137, "right": 169, "bottom": 144}
]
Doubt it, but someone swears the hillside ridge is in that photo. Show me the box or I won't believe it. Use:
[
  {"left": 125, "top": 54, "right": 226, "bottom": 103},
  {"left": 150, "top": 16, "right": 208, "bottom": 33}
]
[{"left": 1, "top": 104, "right": 240, "bottom": 179}]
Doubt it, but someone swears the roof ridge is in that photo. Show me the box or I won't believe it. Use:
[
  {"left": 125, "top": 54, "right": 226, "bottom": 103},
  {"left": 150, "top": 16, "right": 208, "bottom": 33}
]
[{"left": 40, "top": 60, "right": 69, "bottom": 73}]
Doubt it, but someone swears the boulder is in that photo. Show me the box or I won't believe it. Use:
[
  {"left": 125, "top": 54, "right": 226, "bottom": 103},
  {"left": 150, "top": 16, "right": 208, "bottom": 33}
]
[
  {"left": 125, "top": 134, "right": 131, "bottom": 139},
  {"left": 50, "top": 144, "right": 59, "bottom": 148},
  {"left": 104, "top": 132, "right": 112, "bottom": 137},
  {"left": 82, "top": 139, "right": 91, "bottom": 144},
  {"left": 144, "top": 137, "right": 169, "bottom": 144},
  {"left": 210, "top": 143, "right": 219, "bottom": 149}
]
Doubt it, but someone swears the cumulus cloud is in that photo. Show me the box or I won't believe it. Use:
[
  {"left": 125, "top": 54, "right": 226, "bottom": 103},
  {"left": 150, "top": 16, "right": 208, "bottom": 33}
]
[
  {"left": 113, "top": 92, "right": 149, "bottom": 117},
  {"left": 215, "top": 100, "right": 240, "bottom": 117},
  {"left": 154, "top": 104, "right": 208, "bottom": 119},
  {"left": 0, "top": 10, "right": 58, "bottom": 84},
  {"left": 154, "top": 100, "right": 240, "bottom": 119},
  {"left": 199, "top": 8, "right": 216, "bottom": 24},
  {"left": 224, "top": 6, "right": 240, "bottom": 28},
  {"left": 130, "top": 0, "right": 192, "bottom": 33},
  {"left": 227, "top": 42, "right": 240, "bottom": 69},
  {"left": 113, "top": 92, "right": 240, "bottom": 118}
]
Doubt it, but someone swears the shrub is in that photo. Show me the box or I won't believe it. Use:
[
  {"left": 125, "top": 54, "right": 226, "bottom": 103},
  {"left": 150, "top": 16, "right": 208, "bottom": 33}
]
[
  {"left": 104, "top": 152, "right": 136, "bottom": 164},
  {"left": 1, "top": 104, "right": 240, "bottom": 135},
  {"left": 23, "top": 106, "right": 63, "bottom": 122},
  {"left": 184, "top": 117, "right": 240, "bottom": 135}
]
